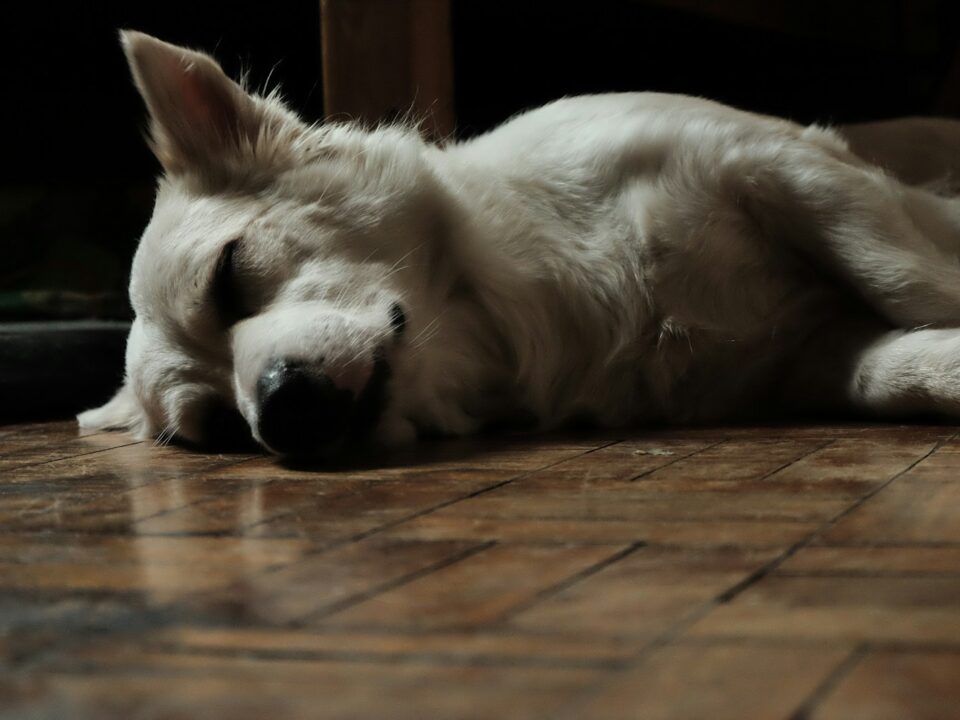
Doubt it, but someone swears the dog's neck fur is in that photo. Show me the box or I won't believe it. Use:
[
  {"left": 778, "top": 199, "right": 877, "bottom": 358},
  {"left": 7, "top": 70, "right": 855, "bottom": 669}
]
[{"left": 422, "top": 143, "right": 655, "bottom": 429}]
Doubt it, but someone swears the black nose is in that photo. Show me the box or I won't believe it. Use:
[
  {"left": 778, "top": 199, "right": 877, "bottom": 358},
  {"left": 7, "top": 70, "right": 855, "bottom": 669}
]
[{"left": 256, "top": 359, "right": 355, "bottom": 456}]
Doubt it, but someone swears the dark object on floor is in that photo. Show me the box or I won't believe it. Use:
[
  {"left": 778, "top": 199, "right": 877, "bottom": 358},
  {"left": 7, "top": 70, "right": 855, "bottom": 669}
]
[{"left": 0, "top": 321, "right": 128, "bottom": 423}]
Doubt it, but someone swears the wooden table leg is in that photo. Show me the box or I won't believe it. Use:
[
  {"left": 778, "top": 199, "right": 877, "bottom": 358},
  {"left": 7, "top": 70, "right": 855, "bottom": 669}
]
[{"left": 321, "top": 0, "right": 455, "bottom": 141}]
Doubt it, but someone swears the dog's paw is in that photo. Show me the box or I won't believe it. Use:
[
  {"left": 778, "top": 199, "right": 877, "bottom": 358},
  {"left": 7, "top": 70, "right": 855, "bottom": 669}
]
[{"left": 77, "top": 384, "right": 143, "bottom": 434}]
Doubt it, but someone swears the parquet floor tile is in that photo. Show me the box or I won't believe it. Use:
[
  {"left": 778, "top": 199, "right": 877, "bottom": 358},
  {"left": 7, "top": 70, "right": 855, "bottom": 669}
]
[{"left": 2, "top": 421, "right": 958, "bottom": 718}]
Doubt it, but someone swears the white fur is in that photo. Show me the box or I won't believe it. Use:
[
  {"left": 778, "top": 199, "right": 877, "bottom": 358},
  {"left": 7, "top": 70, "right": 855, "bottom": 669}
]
[{"left": 79, "top": 32, "right": 960, "bottom": 453}]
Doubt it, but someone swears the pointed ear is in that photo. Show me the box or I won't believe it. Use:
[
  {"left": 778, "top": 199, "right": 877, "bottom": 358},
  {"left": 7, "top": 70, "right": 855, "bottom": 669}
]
[
  {"left": 78, "top": 383, "right": 144, "bottom": 435},
  {"left": 120, "top": 30, "right": 268, "bottom": 176}
]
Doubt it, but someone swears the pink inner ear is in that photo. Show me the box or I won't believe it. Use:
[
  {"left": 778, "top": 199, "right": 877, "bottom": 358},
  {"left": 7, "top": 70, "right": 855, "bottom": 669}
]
[{"left": 177, "top": 67, "right": 239, "bottom": 146}]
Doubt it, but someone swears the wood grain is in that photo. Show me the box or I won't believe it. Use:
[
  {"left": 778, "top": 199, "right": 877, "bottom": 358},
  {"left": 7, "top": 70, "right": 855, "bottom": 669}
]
[
  {"left": 321, "top": 0, "right": 454, "bottom": 140},
  {"left": 2, "top": 421, "right": 959, "bottom": 717}
]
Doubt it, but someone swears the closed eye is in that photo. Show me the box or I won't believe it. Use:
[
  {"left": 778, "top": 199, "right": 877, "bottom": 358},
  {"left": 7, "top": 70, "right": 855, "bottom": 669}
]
[{"left": 211, "top": 238, "right": 248, "bottom": 325}]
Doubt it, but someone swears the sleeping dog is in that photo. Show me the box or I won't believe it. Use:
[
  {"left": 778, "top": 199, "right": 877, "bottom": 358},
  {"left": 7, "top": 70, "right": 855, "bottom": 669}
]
[{"left": 80, "top": 31, "right": 960, "bottom": 457}]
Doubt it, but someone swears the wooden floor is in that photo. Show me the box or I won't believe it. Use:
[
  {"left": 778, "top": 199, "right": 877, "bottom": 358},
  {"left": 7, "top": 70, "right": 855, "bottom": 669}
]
[{"left": 2, "top": 421, "right": 960, "bottom": 719}]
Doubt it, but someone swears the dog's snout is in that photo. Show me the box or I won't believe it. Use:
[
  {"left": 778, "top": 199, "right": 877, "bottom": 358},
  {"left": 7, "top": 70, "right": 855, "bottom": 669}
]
[{"left": 256, "top": 359, "right": 355, "bottom": 456}]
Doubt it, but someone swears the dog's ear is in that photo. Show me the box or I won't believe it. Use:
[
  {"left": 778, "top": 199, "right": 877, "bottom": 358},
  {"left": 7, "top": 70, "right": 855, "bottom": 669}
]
[
  {"left": 78, "top": 383, "right": 144, "bottom": 434},
  {"left": 120, "top": 30, "right": 272, "bottom": 177}
]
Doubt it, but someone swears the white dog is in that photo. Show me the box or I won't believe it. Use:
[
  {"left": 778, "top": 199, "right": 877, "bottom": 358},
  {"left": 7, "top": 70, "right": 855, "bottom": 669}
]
[{"left": 79, "top": 31, "right": 960, "bottom": 456}]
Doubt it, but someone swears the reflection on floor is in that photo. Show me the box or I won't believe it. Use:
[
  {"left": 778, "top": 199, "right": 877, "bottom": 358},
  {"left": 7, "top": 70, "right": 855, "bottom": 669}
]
[{"left": 2, "top": 420, "right": 960, "bottom": 719}]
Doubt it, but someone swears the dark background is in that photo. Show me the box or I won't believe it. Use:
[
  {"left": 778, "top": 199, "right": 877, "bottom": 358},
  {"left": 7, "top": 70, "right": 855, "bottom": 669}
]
[{"left": 2, "top": 0, "right": 959, "bottom": 319}]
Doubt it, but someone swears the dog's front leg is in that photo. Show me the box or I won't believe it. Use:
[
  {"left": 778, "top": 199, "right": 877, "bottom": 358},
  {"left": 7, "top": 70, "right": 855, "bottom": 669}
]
[
  {"left": 849, "top": 327, "right": 960, "bottom": 418},
  {"left": 779, "top": 312, "right": 960, "bottom": 421}
]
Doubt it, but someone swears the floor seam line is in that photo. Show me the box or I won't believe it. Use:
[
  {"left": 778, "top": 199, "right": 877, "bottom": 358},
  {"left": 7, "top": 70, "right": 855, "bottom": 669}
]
[{"left": 788, "top": 642, "right": 870, "bottom": 720}]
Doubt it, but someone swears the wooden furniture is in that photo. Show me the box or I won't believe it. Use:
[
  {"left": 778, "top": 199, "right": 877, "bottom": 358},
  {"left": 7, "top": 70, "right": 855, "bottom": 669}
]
[
  {"left": 321, "top": 0, "right": 454, "bottom": 140},
  {"left": 318, "top": 0, "right": 960, "bottom": 139}
]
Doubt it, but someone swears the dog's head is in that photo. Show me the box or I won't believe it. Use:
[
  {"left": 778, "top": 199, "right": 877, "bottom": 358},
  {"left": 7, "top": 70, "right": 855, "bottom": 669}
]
[{"left": 79, "top": 32, "right": 480, "bottom": 457}]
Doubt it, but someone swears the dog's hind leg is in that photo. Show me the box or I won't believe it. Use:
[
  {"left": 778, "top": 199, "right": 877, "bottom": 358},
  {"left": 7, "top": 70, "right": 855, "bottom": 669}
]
[
  {"left": 738, "top": 143, "right": 960, "bottom": 329},
  {"left": 783, "top": 312, "right": 960, "bottom": 419},
  {"left": 897, "top": 185, "right": 960, "bottom": 257},
  {"left": 838, "top": 117, "right": 960, "bottom": 262},
  {"left": 851, "top": 327, "right": 960, "bottom": 417}
]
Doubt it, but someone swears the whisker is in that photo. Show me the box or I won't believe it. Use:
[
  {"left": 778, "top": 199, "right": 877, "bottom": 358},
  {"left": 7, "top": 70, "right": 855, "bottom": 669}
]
[
  {"left": 408, "top": 314, "right": 442, "bottom": 347},
  {"left": 382, "top": 243, "right": 425, "bottom": 280},
  {"left": 154, "top": 422, "right": 177, "bottom": 448},
  {"left": 412, "top": 325, "right": 440, "bottom": 351}
]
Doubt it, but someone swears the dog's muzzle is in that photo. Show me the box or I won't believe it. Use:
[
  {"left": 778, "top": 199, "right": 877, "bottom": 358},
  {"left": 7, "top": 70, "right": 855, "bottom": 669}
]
[{"left": 255, "top": 354, "right": 389, "bottom": 457}]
